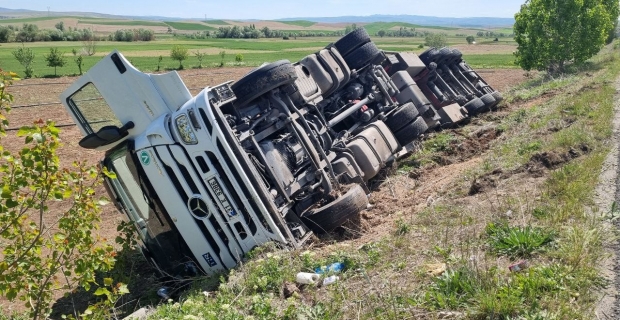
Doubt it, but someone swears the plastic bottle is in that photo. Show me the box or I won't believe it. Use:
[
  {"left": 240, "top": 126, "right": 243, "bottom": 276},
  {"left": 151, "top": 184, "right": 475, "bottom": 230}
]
[
  {"left": 315, "top": 262, "right": 345, "bottom": 274},
  {"left": 322, "top": 275, "right": 339, "bottom": 286},
  {"left": 296, "top": 272, "right": 320, "bottom": 284}
]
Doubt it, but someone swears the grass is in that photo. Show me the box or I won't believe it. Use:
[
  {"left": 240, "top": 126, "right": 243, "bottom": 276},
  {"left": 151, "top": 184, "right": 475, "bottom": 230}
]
[
  {"left": 202, "top": 20, "right": 230, "bottom": 25},
  {"left": 164, "top": 21, "right": 217, "bottom": 31},
  {"left": 77, "top": 19, "right": 167, "bottom": 27},
  {"left": 485, "top": 222, "right": 555, "bottom": 257},
  {"left": 0, "top": 16, "right": 70, "bottom": 24},
  {"left": 276, "top": 20, "right": 317, "bottom": 27},
  {"left": 362, "top": 22, "right": 458, "bottom": 35}
]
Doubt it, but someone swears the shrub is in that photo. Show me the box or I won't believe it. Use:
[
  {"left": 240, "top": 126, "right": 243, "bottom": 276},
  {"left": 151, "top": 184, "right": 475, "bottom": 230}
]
[
  {"left": 0, "top": 72, "right": 118, "bottom": 319},
  {"left": 486, "top": 222, "right": 555, "bottom": 257}
]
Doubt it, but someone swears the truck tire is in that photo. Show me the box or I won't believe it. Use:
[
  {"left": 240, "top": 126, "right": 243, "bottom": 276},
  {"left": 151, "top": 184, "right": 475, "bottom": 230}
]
[
  {"left": 343, "top": 42, "right": 381, "bottom": 70},
  {"left": 419, "top": 48, "right": 434, "bottom": 64},
  {"left": 480, "top": 93, "right": 496, "bottom": 108},
  {"left": 420, "top": 48, "right": 440, "bottom": 64},
  {"left": 334, "top": 27, "right": 371, "bottom": 57},
  {"left": 303, "top": 184, "right": 368, "bottom": 233},
  {"left": 463, "top": 97, "right": 486, "bottom": 116},
  {"left": 437, "top": 47, "right": 453, "bottom": 64},
  {"left": 394, "top": 116, "right": 428, "bottom": 146},
  {"left": 491, "top": 91, "right": 503, "bottom": 103},
  {"left": 385, "top": 102, "right": 419, "bottom": 133},
  {"left": 451, "top": 48, "right": 463, "bottom": 60},
  {"left": 231, "top": 60, "right": 297, "bottom": 107}
]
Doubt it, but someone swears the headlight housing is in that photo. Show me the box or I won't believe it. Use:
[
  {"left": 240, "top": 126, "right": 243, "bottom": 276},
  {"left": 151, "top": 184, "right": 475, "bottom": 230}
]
[{"left": 175, "top": 114, "right": 198, "bottom": 144}]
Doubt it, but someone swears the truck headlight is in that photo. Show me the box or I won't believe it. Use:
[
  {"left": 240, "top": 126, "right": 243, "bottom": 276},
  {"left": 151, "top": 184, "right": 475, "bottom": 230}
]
[{"left": 175, "top": 114, "right": 198, "bottom": 144}]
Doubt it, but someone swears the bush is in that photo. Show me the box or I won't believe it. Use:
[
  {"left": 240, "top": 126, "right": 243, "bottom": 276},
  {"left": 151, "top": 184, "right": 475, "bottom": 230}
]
[
  {"left": 235, "top": 53, "right": 243, "bottom": 62},
  {"left": 170, "top": 45, "right": 188, "bottom": 69},
  {"left": 424, "top": 33, "right": 448, "bottom": 48},
  {"left": 11, "top": 45, "right": 35, "bottom": 78},
  {"left": 0, "top": 72, "right": 118, "bottom": 319}
]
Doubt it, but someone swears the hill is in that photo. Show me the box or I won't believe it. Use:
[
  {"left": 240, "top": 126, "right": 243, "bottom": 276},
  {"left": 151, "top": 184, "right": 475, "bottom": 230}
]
[{"left": 0, "top": 7, "right": 513, "bottom": 28}]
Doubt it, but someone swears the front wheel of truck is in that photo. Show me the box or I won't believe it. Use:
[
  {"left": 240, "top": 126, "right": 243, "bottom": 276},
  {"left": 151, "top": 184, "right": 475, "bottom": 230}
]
[{"left": 302, "top": 184, "right": 368, "bottom": 233}]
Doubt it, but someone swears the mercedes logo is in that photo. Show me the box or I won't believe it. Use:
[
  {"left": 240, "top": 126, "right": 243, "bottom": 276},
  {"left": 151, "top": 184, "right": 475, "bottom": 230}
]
[{"left": 188, "top": 196, "right": 210, "bottom": 219}]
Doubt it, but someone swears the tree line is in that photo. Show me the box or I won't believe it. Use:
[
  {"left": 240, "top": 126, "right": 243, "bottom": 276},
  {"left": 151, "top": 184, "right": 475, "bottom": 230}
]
[{"left": 0, "top": 23, "right": 155, "bottom": 43}]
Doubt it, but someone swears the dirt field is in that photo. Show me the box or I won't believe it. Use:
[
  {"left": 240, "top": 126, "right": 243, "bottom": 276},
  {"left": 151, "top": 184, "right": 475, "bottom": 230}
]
[{"left": 0, "top": 66, "right": 529, "bottom": 316}]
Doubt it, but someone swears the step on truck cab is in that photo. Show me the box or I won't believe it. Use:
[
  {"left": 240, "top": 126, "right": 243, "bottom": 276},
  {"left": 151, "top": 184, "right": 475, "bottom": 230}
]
[{"left": 60, "top": 28, "right": 490, "bottom": 278}]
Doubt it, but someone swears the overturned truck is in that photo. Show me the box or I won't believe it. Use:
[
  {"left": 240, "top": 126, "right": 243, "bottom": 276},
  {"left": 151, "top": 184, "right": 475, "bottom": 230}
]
[{"left": 60, "top": 28, "right": 501, "bottom": 277}]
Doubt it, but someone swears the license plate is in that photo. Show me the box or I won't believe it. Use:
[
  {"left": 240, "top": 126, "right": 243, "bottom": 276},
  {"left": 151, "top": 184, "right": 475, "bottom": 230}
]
[{"left": 208, "top": 177, "right": 236, "bottom": 217}]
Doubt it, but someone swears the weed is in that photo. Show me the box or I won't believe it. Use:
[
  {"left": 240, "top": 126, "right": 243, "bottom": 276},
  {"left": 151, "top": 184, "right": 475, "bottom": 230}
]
[
  {"left": 517, "top": 141, "right": 542, "bottom": 155},
  {"left": 486, "top": 222, "right": 554, "bottom": 257},
  {"left": 424, "top": 133, "right": 455, "bottom": 153},
  {"left": 424, "top": 268, "right": 479, "bottom": 310},
  {"left": 395, "top": 218, "right": 411, "bottom": 235}
]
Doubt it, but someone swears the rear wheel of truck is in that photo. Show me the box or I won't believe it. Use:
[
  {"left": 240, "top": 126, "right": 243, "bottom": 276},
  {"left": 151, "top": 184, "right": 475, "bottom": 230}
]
[
  {"left": 231, "top": 60, "right": 297, "bottom": 107},
  {"left": 385, "top": 102, "right": 419, "bottom": 133},
  {"left": 491, "top": 90, "right": 503, "bottom": 103},
  {"left": 303, "top": 184, "right": 368, "bottom": 233},
  {"left": 463, "top": 97, "right": 486, "bottom": 116},
  {"left": 344, "top": 42, "right": 381, "bottom": 70},
  {"left": 334, "top": 27, "right": 371, "bottom": 57},
  {"left": 393, "top": 116, "right": 428, "bottom": 146},
  {"left": 480, "top": 93, "right": 497, "bottom": 108},
  {"left": 419, "top": 48, "right": 438, "bottom": 65}
]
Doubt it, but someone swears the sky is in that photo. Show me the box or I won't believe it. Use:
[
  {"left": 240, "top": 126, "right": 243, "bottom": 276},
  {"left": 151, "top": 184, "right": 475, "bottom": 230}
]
[{"left": 0, "top": 0, "right": 526, "bottom": 20}]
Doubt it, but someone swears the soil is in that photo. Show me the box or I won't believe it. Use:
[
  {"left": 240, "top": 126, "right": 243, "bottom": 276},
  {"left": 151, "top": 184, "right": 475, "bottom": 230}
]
[
  {"left": 0, "top": 67, "right": 528, "bottom": 316},
  {"left": 594, "top": 76, "right": 620, "bottom": 319}
]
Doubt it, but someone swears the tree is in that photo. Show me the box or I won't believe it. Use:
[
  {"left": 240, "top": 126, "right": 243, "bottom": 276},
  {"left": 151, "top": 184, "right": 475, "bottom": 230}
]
[
  {"left": 378, "top": 30, "right": 386, "bottom": 38},
  {"left": 170, "top": 45, "right": 189, "bottom": 69},
  {"left": 15, "top": 23, "right": 38, "bottom": 42},
  {"left": 194, "top": 50, "right": 207, "bottom": 68},
  {"left": 44, "top": 48, "right": 66, "bottom": 76},
  {"left": 0, "top": 72, "right": 118, "bottom": 320},
  {"left": 54, "top": 21, "right": 64, "bottom": 32},
  {"left": 424, "top": 33, "right": 448, "bottom": 48},
  {"left": 72, "top": 48, "right": 83, "bottom": 75},
  {"left": 514, "top": 0, "right": 620, "bottom": 73},
  {"left": 219, "top": 50, "right": 227, "bottom": 67},
  {"left": 82, "top": 38, "right": 97, "bottom": 56},
  {"left": 0, "top": 26, "right": 13, "bottom": 43},
  {"left": 12, "top": 45, "right": 35, "bottom": 78},
  {"left": 466, "top": 35, "right": 475, "bottom": 44}
]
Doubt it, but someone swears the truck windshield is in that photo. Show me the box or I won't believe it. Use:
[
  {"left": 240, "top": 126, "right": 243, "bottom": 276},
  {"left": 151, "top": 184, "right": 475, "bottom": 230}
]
[{"left": 66, "top": 83, "right": 122, "bottom": 134}]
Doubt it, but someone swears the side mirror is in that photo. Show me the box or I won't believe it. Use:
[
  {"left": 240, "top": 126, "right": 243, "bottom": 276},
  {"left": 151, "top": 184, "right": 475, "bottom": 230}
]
[{"left": 79, "top": 121, "right": 135, "bottom": 149}]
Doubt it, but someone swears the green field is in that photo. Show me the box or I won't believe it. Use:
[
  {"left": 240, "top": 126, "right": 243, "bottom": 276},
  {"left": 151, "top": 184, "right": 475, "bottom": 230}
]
[
  {"left": 363, "top": 21, "right": 458, "bottom": 34},
  {"left": 277, "top": 20, "right": 317, "bottom": 27},
  {"left": 0, "top": 36, "right": 517, "bottom": 77},
  {"left": 0, "top": 16, "right": 71, "bottom": 24},
  {"left": 202, "top": 20, "right": 230, "bottom": 25},
  {"left": 78, "top": 19, "right": 167, "bottom": 27},
  {"left": 164, "top": 21, "right": 217, "bottom": 31}
]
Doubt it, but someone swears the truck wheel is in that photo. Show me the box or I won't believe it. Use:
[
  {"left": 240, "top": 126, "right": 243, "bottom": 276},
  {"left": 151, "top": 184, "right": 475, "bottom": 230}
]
[
  {"left": 437, "top": 47, "right": 453, "bottom": 63},
  {"left": 491, "top": 91, "right": 503, "bottom": 103},
  {"left": 420, "top": 48, "right": 439, "bottom": 65},
  {"left": 463, "top": 97, "right": 486, "bottom": 116},
  {"left": 231, "top": 60, "right": 297, "bottom": 107},
  {"left": 334, "top": 27, "right": 371, "bottom": 57},
  {"left": 385, "top": 102, "right": 419, "bottom": 133},
  {"left": 394, "top": 116, "right": 428, "bottom": 146},
  {"left": 480, "top": 93, "right": 497, "bottom": 108},
  {"left": 303, "top": 184, "right": 368, "bottom": 233},
  {"left": 418, "top": 48, "right": 434, "bottom": 64},
  {"left": 451, "top": 48, "right": 463, "bottom": 60},
  {"left": 344, "top": 42, "right": 381, "bottom": 70}
]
